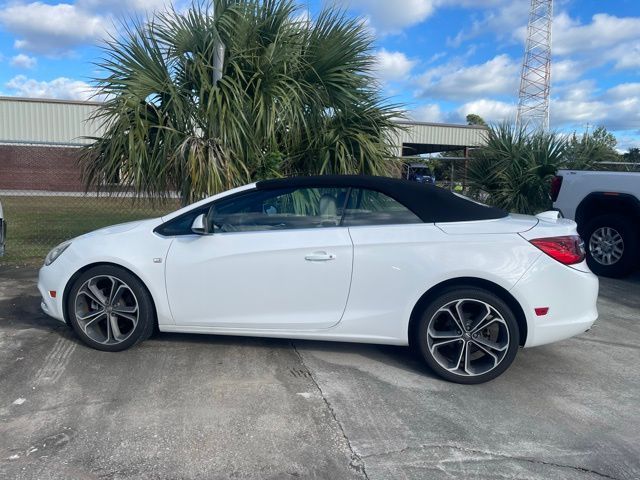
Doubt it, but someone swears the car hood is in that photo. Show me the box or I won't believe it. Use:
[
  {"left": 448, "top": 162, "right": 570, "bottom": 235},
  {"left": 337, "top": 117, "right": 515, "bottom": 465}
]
[
  {"left": 78, "top": 218, "right": 162, "bottom": 240},
  {"left": 436, "top": 214, "right": 538, "bottom": 235}
]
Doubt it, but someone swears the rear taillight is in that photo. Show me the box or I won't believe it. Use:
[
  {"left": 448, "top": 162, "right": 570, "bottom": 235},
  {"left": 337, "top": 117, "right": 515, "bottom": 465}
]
[
  {"left": 530, "top": 235, "right": 585, "bottom": 265},
  {"left": 550, "top": 175, "right": 563, "bottom": 202}
]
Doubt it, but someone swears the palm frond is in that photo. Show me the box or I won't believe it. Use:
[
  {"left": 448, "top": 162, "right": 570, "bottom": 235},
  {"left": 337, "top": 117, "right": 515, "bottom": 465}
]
[
  {"left": 467, "top": 123, "right": 568, "bottom": 214},
  {"left": 80, "top": 0, "right": 403, "bottom": 203}
]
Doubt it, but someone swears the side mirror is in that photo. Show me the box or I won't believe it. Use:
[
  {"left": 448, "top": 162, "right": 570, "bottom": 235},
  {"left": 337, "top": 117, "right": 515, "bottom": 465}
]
[{"left": 191, "top": 213, "right": 208, "bottom": 235}]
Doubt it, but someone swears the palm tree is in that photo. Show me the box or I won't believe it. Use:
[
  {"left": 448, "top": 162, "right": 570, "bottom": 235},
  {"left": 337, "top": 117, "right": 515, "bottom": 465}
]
[
  {"left": 467, "top": 123, "right": 567, "bottom": 214},
  {"left": 81, "top": 0, "right": 402, "bottom": 204}
]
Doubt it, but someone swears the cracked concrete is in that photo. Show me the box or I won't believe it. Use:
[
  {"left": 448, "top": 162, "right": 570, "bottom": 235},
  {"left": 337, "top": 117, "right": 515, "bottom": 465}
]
[
  {"left": 361, "top": 444, "right": 621, "bottom": 480},
  {"left": 0, "top": 267, "right": 638, "bottom": 479},
  {"left": 0, "top": 269, "right": 362, "bottom": 479},
  {"left": 291, "top": 342, "right": 369, "bottom": 479},
  {"left": 294, "top": 272, "right": 640, "bottom": 480}
]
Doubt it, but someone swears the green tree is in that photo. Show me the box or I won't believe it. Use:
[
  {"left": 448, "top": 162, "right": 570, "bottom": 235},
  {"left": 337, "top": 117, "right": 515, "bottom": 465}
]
[
  {"left": 466, "top": 113, "right": 487, "bottom": 126},
  {"left": 623, "top": 148, "right": 640, "bottom": 163},
  {"left": 467, "top": 123, "right": 567, "bottom": 214},
  {"left": 564, "top": 126, "right": 620, "bottom": 169},
  {"left": 81, "top": 0, "right": 402, "bottom": 204}
]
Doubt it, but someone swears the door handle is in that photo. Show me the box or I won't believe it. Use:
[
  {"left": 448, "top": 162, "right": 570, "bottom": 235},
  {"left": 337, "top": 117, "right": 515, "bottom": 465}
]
[{"left": 305, "top": 251, "right": 336, "bottom": 262}]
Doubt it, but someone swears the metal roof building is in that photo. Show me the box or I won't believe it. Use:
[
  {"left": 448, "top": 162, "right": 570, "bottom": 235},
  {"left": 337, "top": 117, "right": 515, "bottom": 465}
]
[
  {"left": 0, "top": 97, "right": 488, "bottom": 154},
  {"left": 0, "top": 96, "right": 103, "bottom": 146},
  {"left": 393, "top": 120, "right": 487, "bottom": 156}
]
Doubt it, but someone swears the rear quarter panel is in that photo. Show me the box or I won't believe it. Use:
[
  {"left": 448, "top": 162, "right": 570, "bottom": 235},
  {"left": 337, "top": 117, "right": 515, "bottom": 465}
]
[{"left": 337, "top": 224, "right": 542, "bottom": 344}]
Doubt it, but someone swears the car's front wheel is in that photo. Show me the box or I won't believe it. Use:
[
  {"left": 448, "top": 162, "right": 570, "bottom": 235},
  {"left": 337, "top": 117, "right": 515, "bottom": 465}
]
[
  {"left": 67, "top": 265, "right": 155, "bottom": 352},
  {"left": 417, "top": 287, "right": 520, "bottom": 384}
]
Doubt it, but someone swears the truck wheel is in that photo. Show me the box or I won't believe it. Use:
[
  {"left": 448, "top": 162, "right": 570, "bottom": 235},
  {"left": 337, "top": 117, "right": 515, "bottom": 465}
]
[{"left": 583, "top": 214, "right": 639, "bottom": 278}]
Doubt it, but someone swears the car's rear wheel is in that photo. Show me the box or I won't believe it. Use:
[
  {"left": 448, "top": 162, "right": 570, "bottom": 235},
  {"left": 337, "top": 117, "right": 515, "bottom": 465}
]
[
  {"left": 583, "top": 214, "right": 638, "bottom": 278},
  {"left": 67, "top": 265, "right": 155, "bottom": 352},
  {"left": 416, "top": 287, "right": 520, "bottom": 384}
]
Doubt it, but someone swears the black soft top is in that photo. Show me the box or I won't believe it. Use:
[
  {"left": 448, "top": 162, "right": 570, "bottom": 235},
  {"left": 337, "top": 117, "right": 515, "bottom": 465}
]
[{"left": 256, "top": 175, "right": 506, "bottom": 223}]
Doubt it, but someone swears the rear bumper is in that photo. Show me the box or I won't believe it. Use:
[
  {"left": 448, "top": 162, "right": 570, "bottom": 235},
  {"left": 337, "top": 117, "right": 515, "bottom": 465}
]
[{"left": 511, "top": 256, "right": 599, "bottom": 348}]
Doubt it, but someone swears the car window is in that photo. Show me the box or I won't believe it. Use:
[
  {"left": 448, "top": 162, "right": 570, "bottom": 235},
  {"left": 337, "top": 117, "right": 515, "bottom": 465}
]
[
  {"left": 156, "top": 206, "right": 210, "bottom": 236},
  {"left": 210, "top": 187, "right": 350, "bottom": 233},
  {"left": 342, "top": 188, "right": 422, "bottom": 226}
]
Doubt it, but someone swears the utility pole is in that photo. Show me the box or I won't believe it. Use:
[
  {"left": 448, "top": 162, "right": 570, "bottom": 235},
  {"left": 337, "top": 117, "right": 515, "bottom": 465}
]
[{"left": 516, "top": 0, "right": 553, "bottom": 133}]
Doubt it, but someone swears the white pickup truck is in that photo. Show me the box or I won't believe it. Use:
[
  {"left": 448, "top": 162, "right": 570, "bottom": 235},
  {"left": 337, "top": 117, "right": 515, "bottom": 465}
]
[{"left": 553, "top": 170, "right": 640, "bottom": 277}]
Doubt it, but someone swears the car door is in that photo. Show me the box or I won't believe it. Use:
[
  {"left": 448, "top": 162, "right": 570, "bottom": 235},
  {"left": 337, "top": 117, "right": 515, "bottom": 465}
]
[
  {"left": 339, "top": 188, "right": 443, "bottom": 339},
  {"left": 164, "top": 186, "right": 353, "bottom": 330}
]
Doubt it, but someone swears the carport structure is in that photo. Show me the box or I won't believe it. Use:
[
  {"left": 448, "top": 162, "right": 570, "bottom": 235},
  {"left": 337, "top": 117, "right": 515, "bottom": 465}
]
[
  {"left": 392, "top": 120, "right": 488, "bottom": 186},
  {"left": 393, "top": 120, "right": 488, "bottom": 157}
]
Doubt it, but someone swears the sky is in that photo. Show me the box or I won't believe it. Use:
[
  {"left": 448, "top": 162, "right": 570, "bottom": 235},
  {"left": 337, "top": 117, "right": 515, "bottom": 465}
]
[{"left": 0, "top": 0, "right": 639, "bottom": 150}]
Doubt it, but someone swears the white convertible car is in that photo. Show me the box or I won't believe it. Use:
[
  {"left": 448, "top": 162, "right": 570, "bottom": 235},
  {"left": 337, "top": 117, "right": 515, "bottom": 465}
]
[{"left": 39, "top": 176, "right": 598, "bottom": 384}]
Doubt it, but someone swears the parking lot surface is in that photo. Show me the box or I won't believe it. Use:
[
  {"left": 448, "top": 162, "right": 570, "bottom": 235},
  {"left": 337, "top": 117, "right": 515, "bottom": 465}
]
[{"left": 0, "top": 267, "right": 638, "bottom": 479}]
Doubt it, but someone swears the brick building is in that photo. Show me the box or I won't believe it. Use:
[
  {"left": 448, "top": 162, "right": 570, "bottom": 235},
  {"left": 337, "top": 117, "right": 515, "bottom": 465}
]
[
  {"left": 0, "top": 96, "right": 487, "bottom": 193},
  {"left": 0, "top": 144, "right": 87, "bottom": 191},
  {"left": 0, "top": 97, "right": 103, "bottom": 192}
]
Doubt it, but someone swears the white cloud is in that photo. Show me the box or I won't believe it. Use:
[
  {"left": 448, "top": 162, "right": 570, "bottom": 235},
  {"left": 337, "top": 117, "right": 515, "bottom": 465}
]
[
  {"left": 337, "top": 0, "right": 437, "bottom": 34},
  {"left": 552, "top": 98, "right": 606, "bottom": 127},
  {"left": 410, "top": 104, "right": 444, "bottom": 123},
  {"left": 417, "top": 54, "right": 519, "bottom": 101},
  {"left": 456, "top": 99, "right": 516, "bottom": 123},
  {"left": 10, "top": 53, "right": 37, "bottom": 69},
  {"left": 374, "top": 49, "right": 416, "bottom": 83},
  {"left": 554, "top": 80, "right": 597, "bottom": 103},
  {"left": 5, "top": 75, "right": 97, "bottom": 101},
  {"left": 0, "top": 0, "right": 181, "bottom": 56},
  {"left": 446, "top": 7, "right": 640, "bottom": 75},
  {"left": 446, "top": 1, "right": 529, "bottom": 47},
  {"left": 338, "top": 0, "right": 527, "bottom": 38},
  {"left": 440, "top": 0, "right": 506, "bottom": 6},
  {"left": 606, "top": 41, "right": 640, "bottom": 71},
  {"left": 0, "top": 2, "right": 111, "bottom": 55},
  {"left": 551, "top": 83, "right": 640, "bottom": 131},
  {"left": 552, "top": 59, "right": 585, "bottom": 84},
  {"left": 605, "top": 83, "right": 640, "bottom": 101},
  {"left": 554, "top": 13, "right": 640, "bottom": 56},
  {"left": 77, "top": 0, "right": 172, "bottom": 12}
]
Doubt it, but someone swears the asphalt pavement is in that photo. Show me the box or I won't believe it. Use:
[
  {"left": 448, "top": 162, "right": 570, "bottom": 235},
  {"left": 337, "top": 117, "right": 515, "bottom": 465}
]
[{"left": 0, "top": 266, "right": 638, "bottom": 479}]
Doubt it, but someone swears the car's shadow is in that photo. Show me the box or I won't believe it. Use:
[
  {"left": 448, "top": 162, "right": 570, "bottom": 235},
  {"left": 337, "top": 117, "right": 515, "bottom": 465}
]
[
  {"left": 0, "top": 271, "right": 71, "bottom": 335},
  {"left": 0, "top": 277, "right": 433, "bottom": 378},
  {"left": 149, "top": 331, "right": 436, "bottom": 379},
  {"left": 4, "top": 268, "right": 639, "bottom": 382}
]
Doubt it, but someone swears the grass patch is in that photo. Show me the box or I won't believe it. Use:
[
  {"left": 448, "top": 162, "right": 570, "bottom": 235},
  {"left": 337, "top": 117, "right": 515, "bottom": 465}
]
[{"left": 0, "top": 195, "right": 179, "bottom": 266}]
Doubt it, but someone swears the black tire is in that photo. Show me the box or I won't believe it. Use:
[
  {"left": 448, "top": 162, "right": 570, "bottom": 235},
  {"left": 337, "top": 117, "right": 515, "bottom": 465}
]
[
  {"left": 416, "top": 287, "right": 520, "bottom": 384},
  {"left": 67, "top": 265, "right": 155, "bottom": 352},
  {"left": 583, "top": 214, "right": 639, "bottom": 278}
]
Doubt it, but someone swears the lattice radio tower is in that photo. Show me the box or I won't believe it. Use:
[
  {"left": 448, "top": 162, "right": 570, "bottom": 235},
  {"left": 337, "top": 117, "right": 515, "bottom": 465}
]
[{"left": 516, "top": 0, "right": 553, "bottom": 133}]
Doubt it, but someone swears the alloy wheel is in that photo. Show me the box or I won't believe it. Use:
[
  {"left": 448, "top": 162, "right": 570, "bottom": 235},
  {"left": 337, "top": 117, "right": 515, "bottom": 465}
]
[
  {"left": 589, "top": 227, "right": 624, "bottom": 266},
  {"left": 426, "top": 299, "right": 510, "bottom": 377},
  {"left": 74, "top": 275, "right": 139, "bottom": 345}
]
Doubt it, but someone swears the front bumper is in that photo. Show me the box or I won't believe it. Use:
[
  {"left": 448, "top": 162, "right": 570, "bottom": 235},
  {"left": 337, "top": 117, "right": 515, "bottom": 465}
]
[
  {"left": 38, "top": 259, "right": 72, "bottom": 324},
  {"left": 511, "top": 255, "right": 599, "bottom": 348}
]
